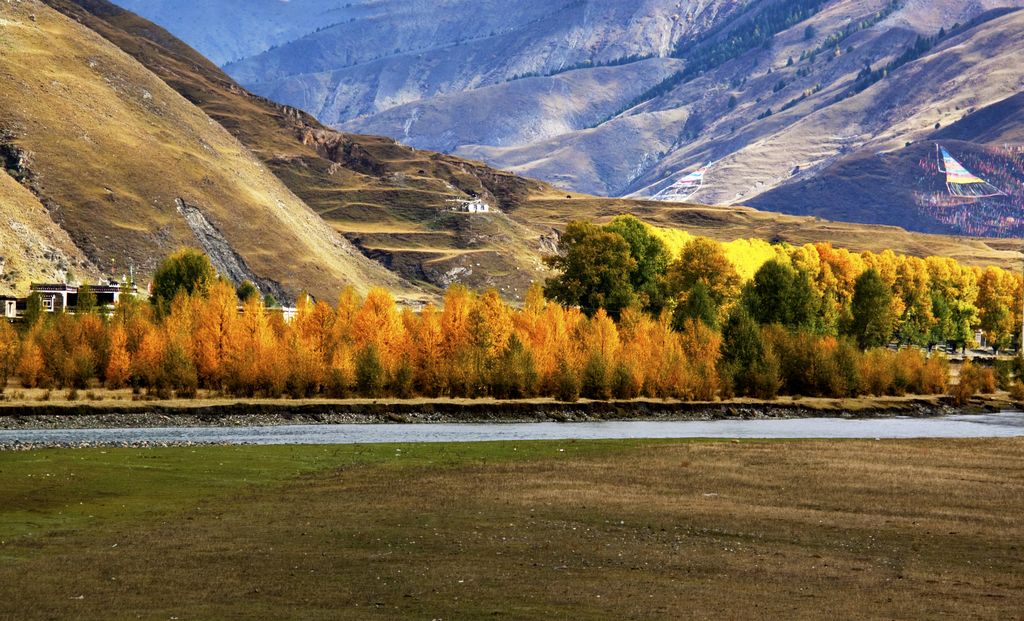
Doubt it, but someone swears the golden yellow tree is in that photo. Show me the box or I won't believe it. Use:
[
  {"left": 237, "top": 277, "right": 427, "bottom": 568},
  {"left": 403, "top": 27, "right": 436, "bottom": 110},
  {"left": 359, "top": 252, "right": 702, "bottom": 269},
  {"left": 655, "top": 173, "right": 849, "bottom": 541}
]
[
  {"left": 193, "top": 280, "right": 238, "bottom": 388},
  {"left": 105, "top": 324, "right": 132, "bottom": 389},
  {"left": 16, "top": 333, "right": 45, "bottom": 389}
]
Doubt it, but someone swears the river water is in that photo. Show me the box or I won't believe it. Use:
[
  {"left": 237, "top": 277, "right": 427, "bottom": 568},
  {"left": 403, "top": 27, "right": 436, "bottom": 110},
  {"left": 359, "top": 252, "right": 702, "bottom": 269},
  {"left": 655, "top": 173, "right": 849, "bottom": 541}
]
[{"left": 2, "top": 412, "right": 1023, "bottom": 446}]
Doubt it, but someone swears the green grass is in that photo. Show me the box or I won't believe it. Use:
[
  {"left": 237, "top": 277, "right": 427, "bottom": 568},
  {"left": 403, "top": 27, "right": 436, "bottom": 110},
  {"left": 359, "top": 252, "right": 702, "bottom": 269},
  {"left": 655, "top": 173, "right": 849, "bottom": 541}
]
[
  {"left": 0, "top": 441, "right": 642, "bottom": 544},
  {"left": 2, "top": 438, "right": 1023, "bottom": 619}
]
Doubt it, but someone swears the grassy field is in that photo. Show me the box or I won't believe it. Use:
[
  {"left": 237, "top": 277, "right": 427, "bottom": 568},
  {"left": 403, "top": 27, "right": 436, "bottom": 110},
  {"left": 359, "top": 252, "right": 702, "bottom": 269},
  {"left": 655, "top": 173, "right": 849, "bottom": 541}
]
[{"left": 1, "top": 438, "right": 1022, "bottom": 619}]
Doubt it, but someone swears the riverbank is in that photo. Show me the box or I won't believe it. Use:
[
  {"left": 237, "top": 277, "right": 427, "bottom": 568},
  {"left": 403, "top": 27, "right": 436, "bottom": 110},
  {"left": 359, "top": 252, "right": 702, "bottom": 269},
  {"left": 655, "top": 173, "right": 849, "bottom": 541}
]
[
  {"left": 0, "top": 393, "right": 1004, "bottom": 432},
  {"left": 2, "top": 439, "right": 1022, "bottom": 619}
]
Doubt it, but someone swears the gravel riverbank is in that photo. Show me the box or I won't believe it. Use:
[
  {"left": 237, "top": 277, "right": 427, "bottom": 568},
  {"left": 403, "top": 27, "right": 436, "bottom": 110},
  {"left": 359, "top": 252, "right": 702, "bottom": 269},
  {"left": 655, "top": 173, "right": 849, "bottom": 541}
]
[{"left": 0, "top": 396, "right": 986, "bottom": 451}]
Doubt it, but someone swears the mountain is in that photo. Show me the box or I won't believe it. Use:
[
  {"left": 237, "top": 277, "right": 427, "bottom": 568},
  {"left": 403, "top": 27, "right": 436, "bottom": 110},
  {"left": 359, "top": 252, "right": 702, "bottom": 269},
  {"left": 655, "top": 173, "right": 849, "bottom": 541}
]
[
  {"left": 118, "top": 0, "right": 1024, "bottom": 238},
  {"left": 751, "top": 94, "right": 1024, "bottom": 237},
  {"left": 5, "top": 0, "right": 1020, "bottom": 307},
  {"left": 0, "top": 0, "right": 415, "bottom": 302}
]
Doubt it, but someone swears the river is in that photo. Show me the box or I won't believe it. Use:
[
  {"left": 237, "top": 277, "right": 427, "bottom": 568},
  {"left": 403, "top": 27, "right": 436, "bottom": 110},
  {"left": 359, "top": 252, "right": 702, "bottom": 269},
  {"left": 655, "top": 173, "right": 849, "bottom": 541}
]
[{"left": 1, "top": 412, "right": 1023, "bottom": 446}]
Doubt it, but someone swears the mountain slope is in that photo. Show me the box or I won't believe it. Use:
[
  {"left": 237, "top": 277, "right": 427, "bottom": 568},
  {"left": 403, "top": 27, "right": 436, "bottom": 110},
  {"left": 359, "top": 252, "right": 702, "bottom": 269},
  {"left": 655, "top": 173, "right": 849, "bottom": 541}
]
[
  {"left": 44, "top": 0, "right": 561, "bottom": 298},
  {"left": 127, "top": 0, "right": 1024, "bottom": 238},
  {"left": 18, "top": 0, "right": 1024, "bottom": 304},
  {"left": 932, "top": 91, "right": 1024, "bottom": 145},
  {"left": 0, "top": 0, "right": 413, "bottom": 301},
  {"left": 0, "top": 163, "right": 101, "bottom": 293}
]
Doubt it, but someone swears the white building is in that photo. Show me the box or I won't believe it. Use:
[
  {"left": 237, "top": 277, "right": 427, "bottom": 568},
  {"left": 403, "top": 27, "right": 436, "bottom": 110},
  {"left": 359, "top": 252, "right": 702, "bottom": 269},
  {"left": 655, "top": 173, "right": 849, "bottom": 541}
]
[{"left": 446, "top": 198, "right": 491, "bottom": 213}]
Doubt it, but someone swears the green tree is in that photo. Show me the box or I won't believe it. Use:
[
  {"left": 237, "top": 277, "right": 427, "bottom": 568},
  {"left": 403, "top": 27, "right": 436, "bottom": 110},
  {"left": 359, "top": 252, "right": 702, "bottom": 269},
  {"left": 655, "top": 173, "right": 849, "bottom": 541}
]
[
  {"left": 151, "top": 248, "right": 216, "bottom": 315},
  {"left": 719, "top": 308, "right": 779, "bottom": 399},
  {"left": 491, "top": 335, "right": 538, "bottom": 399},
  {"left": 848, "top": 268, "right": 895, "bottom": 349},
  {"left": 603, "top": 215, "right": 671, "bottom": 313},
  {"left": 355, "top": 344, "right": 385, "bottom": 397},
  {"left": 581, "top": 352, "right": 611, "bottom": 400},
  {"left": 544, "top": 221, "right": 637, "bottom": 317},
  {"left": 236, "top": 280, "right": 259, "bottom": 303},
  {"left": 76, "top": 284, "right": 97, "bottom": 315},
  {"left": 666, "top": 237, "right": 741, "bottom": 320},
  {"left": 672, "top": 282, "right": 718, "bottom": 330},
  {"left": 22, "top": 292, "right": 44, "bottom": 330},
  {"left": 742, "top": 260, "right": 816, "bottom": 329}
]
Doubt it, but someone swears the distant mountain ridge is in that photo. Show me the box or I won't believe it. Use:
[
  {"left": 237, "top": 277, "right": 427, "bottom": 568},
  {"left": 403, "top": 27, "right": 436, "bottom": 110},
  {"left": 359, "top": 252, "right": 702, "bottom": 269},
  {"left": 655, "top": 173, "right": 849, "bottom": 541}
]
[{"left": 115, "top": 0, "right": 1024, "bottom": 237}]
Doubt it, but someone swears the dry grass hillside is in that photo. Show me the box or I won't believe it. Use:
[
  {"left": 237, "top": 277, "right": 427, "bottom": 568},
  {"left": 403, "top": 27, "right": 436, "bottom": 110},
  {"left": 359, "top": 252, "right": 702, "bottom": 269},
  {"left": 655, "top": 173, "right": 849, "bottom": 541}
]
[
  {"left": 0, "top": 169, "right": 101, "bottom": 295},
  {"left": 0, "top": 0, "right": 416, "bottom": 303}
]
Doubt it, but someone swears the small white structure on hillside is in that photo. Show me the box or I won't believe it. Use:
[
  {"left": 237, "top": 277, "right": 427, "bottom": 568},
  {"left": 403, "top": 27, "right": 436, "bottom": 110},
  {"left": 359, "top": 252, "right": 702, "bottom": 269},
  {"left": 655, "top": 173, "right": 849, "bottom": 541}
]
[{"left": 446, "top": 198, "right": 491, "bottom": 213}]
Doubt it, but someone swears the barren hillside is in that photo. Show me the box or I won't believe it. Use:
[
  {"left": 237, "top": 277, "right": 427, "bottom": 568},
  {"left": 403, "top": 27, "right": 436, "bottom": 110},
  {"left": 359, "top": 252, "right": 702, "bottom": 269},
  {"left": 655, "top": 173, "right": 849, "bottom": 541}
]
[{"left": 0, "top": 0, "right": 416, "bottom": 301}]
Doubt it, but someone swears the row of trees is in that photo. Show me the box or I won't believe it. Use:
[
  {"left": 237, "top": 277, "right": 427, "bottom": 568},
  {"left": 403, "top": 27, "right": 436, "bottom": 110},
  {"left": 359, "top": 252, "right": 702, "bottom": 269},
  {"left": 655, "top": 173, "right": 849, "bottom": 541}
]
[
  {"left": 0, "top": 247, "right": 954, "bottom": 402},
  {"left": 545, "top": 216, "right": 1024, "bottom": 354}
]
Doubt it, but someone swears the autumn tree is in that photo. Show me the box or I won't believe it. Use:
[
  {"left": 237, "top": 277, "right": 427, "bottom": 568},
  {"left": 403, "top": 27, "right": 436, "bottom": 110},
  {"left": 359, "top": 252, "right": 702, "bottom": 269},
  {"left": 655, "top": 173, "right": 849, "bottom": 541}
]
[
  {"left": 468, "top": 289, "right": 513, "bottom": 393},
  {"left": 105, "top": 324, "right": 131, "bottom": 388},
  {"left": 353, "top": 288, "right": 404, "bottom": 374},
  {"left": 193, "top": 280, "right": 238, "bottom": 388},
  {"left": 580, "top": 309, "right": 620, "bottom": 399},
  {"left": 17, "top": 334, "right": 45, "bottom": 389},
  {"left": 976, "top": 267, "right": 1014, "bottom": 352},
  {"left": 666, "top": 237, "right": 741, "bottom": 323},
  {"left": 131, "top": 325, "right": 167, "bottom": 390},
  {"left": 0, "top": 321, "right": 19, "bottom": 388},
  {"left": 677, "top": 318, "right": 722, "bottom": 400}
]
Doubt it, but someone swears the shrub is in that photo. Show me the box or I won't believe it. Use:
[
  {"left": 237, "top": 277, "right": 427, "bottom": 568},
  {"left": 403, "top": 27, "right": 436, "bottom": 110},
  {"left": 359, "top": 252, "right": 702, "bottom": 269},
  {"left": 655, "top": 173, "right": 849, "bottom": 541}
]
[
  {"left": 163, "top": 343, "right": 198, "bottom": 398},
  {"left": 919, "top": 354, "right": 950, "bottom": 394},
  {"left": 1009, "top": 380, "right": 1024, "bottom": 402},
  {"left": 993, "top": 359, "right": 1015, "bottom": 390},
  {"left": 859, "top": 349, "right": 896, "bottom": 396},
  {"left": 952, "top": 360, "right": 997, "bottom": 405},
  {"left": 492, "top": 336, "right": 538, "bottom": 399},
  {"left": 355, "top": 345, "right": 386, "bottom": 398},
  {"left": 748, "top": 349, "right": 782, "bottom": 400},
  {"left": 830, "top": 339, "right": 863, "bottom": 397},
  {"left": 391, "top": 361, "right": 415, "bottom": 399},
  {"left": 324, "top": 367, "right": 351, "bottom": 399},
  {"left": 611, "top": 361, "right": 640, "bottom": 400},
  {"left": 581, "top": 353, "right": 611, "bottom": 400},
  {"left": 555, "top": 360, "right": 581, "bottom": 403}
]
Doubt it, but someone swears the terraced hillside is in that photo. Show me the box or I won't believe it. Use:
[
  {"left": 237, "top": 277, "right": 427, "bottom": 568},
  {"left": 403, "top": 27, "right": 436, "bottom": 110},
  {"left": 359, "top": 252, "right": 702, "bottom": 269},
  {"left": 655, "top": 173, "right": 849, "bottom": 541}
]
[{"left": 0, "top": 0, "right": 417, "bottom": 302}]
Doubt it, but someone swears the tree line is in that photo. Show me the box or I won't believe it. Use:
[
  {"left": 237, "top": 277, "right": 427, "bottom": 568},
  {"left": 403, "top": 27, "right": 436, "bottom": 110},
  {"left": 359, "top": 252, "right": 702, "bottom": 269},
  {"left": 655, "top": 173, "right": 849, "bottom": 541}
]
[
  {"left": 542, "top": 216, "right": 1024, "bottom": 398},
  {"left": 0, "top": 230, "right": 1001, "bottom": 401}
]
